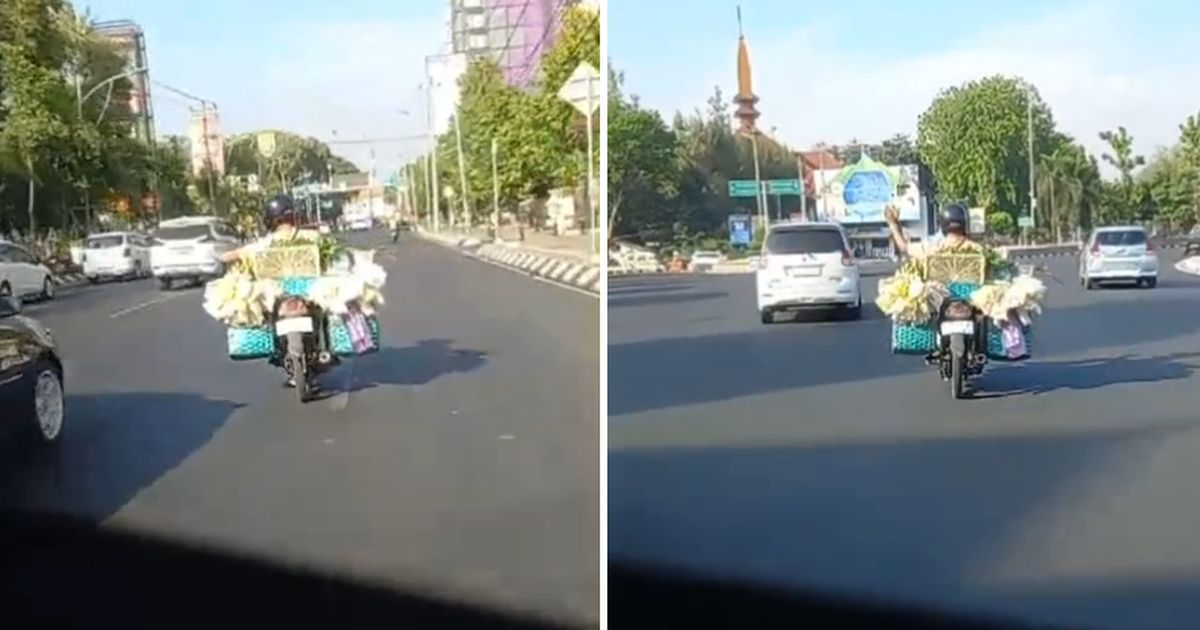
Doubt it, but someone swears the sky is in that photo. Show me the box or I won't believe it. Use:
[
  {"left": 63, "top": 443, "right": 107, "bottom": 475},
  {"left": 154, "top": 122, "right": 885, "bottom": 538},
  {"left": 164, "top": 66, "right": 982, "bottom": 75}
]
[
  {"left": 609, "top": 0, "right": 1200, "bottom": 174},
  {"left": 81, "top": 0, "right": 451, "bottom": 176}
]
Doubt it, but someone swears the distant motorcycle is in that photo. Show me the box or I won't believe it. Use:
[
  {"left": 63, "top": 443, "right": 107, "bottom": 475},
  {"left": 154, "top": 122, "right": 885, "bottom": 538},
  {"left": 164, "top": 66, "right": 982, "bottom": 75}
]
[
  {"left": 270, "top": 293, "right": 337, "bottom": 403},
  {"left": 930, "top": 295, "right": 987, "bottom": 400}
]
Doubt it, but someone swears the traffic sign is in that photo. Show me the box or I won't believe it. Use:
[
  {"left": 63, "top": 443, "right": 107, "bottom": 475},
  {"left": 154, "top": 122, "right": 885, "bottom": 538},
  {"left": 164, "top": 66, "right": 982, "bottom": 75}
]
[
  {"left": 766, "top": 179, "right": 801, "bottom": 195},
  {"left": 1018, "top": 216, "right": 1034, "bottom": 228},
  {"left": 557, "top": 63, "right": 600, "bottom": 116},
  {"left": 728, "top": 180, "right": 760, "bottom": 197},
  {"left": 729, "top": 214, "right": 752, "bottom": 245}
]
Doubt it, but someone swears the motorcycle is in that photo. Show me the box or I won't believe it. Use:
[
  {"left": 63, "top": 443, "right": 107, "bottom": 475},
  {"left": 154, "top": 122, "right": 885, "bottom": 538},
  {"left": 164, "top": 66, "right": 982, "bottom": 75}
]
[
  {"left": 930, "top": 296, "right": 987, "bottom": 400},
  {"left": 270, "top": 294, "right": 337, "bottom": 403}
]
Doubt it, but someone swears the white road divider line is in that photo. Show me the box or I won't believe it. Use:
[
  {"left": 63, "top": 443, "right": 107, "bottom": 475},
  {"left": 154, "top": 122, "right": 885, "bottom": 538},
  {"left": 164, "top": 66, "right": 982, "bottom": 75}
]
[
  {"left": 415, "top": 230, "right": 600, "bottom": 296},
  {"left": 109, "top": 292, "right": 188, "bottom": 319}
]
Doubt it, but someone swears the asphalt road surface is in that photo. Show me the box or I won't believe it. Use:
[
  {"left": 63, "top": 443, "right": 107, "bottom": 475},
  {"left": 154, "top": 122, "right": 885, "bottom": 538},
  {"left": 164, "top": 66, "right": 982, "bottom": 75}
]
[
  {"left": 1, "top": 231, "right": 599, "bottom": 627},
  {"left": 610, "top": 252, "right": 1200, "bottom": 630}
]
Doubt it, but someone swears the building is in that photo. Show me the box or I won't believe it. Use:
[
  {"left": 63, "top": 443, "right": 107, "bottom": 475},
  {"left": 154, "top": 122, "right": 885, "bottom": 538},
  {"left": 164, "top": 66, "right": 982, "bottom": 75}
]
[
  {"left": 188, "top": 104, "right": 225, "bottom": 177},
  {"left": 92, "top": 20, "right": 154, "bottom": 143},
  {"left": 449, "top": 0, "right": 577, "bottom": 87}
]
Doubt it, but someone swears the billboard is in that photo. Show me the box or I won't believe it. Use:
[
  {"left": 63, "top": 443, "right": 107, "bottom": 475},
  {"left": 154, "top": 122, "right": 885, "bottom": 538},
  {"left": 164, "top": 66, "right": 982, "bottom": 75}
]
[
  {"left": 728, "top": 214, "right": 752, "bottom": 246},
  {"left": 427, "top": 53, "right": 468, "bottom": 137},
  {"left": 188, "top": 105, "right": 225, "bottom": 176},
  {"left": 814, "top": 155, "right": 923, "bottom": 225}
]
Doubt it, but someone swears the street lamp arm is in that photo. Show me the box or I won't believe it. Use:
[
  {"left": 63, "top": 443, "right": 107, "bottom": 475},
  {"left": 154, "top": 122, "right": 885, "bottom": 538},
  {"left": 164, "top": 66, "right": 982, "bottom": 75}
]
[{"left": 80, "top": 66, "right": 148, "bottom": 105}]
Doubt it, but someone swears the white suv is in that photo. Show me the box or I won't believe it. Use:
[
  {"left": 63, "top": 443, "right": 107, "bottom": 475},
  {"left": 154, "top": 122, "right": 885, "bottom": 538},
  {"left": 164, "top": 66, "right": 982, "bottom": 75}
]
[
  {"left": 149, "top": 217, "right": 240, "bottom": 290},
  {"left": 82, "top": 231, "right": 151, "bottom": 282},
  {"left": 756, "top": 222, "right": 861, "bottom": 323}
]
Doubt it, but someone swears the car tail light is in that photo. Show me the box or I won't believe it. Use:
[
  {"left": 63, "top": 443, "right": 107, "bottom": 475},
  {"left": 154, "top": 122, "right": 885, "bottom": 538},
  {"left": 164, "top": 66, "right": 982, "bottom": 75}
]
[{"left": 842, "top": 248, "right": 854, "bottom": 267}]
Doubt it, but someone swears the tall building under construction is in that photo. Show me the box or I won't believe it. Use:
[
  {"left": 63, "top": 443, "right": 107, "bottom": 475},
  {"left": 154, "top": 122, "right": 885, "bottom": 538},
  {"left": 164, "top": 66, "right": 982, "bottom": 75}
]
[
  {"left": 92, "top": 19, "right": 155, "bottom": 143},
  {"left": 449, "top": 0, "right": 580, "bottom": 87}
]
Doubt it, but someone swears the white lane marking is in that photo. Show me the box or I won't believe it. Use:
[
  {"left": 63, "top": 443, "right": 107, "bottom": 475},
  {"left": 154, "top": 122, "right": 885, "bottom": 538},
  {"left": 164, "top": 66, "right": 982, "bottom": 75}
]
[
  {"left": 109, "top": 292, "right": 189, "bottom": 319},
  {"left": 467, "top": 253, "right": 600, "bottom": 299}
]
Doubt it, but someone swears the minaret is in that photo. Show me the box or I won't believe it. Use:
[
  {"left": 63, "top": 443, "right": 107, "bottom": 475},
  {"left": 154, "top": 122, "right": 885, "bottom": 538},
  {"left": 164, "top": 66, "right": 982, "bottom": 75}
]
[{"left": 733, "top": 7, "right": 760, "bottom": 134}]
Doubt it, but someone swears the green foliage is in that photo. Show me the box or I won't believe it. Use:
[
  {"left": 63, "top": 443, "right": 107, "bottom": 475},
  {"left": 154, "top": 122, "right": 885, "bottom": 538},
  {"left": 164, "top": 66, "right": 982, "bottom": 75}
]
[
  {"left": 607, "top": 70, "right": 678, "bottom": 237},
  {"left": 986, "top": 211, "right": 1016, "bottom": 236}
]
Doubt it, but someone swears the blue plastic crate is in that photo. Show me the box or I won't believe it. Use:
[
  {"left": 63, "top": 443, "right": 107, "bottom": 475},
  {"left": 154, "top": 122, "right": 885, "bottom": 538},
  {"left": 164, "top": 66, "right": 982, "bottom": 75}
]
[
  {"left": 327, "top": 314, "right": 381, "bottom": 356},
  {"left": 891, "top": 322, "right": 937, "bottom": 354},
  {"left": 227, "top": 326, "right": 275, "bottom": 360},
  {"left": 279, "top": 276, "right": 317, "bottom": 297},
  {"left": 947, "top": 282, "right": 979, "bottom": 299}
]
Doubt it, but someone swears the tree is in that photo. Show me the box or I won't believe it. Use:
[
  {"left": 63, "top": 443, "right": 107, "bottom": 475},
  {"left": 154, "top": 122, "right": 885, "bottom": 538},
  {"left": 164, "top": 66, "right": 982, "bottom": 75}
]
[
  {"left": 1098, "top": 126, "right": 1147, "bottom": 224},
  {"left": 607, "top": 69, "right": 678, "bottom": 237},
  {"left": 917, "top": 76, "right": 1057, "bottom": 215}
]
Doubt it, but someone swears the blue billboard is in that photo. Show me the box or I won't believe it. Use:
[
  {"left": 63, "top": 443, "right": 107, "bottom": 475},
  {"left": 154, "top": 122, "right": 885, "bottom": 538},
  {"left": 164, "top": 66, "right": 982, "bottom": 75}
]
[
  {"left": 815, "top": 155, "right": 923, "bottom": 225},
  {"left": 729, "top": 214, "right": 752, "bottom": 246}
]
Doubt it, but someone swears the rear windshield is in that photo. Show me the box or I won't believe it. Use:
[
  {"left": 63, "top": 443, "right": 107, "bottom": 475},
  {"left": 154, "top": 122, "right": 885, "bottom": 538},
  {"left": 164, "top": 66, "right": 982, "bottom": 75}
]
[
  {"left": 1095, "top": 230, "right": 1146, "bottom": 246},
  {"left": 765, "top": 228, "right": 845, "bottom": 254},
  {"left": 154, "top": 225, "right": 211, "bottom": 241},
  {"left": 86, "top": 235, "right": 124, "bottom": 249}
]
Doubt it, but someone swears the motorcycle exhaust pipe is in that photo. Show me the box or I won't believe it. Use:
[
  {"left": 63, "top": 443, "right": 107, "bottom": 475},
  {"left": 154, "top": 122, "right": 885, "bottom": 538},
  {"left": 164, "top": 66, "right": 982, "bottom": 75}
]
[{"left": 318, "top": 351, "right": 333, "bottom": 365}]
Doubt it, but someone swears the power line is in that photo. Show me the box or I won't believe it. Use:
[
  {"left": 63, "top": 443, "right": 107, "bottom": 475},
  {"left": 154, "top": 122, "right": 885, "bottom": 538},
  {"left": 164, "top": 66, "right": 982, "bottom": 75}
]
[
  {"left": 150, "top": 79, "right": 209, "bottom": 105},
  {"left": 515, "top": 0, "right": 571, "bottom": 85}
]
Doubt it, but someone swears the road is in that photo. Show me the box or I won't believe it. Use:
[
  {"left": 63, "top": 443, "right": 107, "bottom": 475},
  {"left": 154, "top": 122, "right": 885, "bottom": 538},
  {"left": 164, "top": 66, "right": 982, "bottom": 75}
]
[
  {"left": 0, "top": 231, "right": 599, "bottom": 627},
  {"left": 609, "top": 252, "right": 1200, "bottom": 630}
]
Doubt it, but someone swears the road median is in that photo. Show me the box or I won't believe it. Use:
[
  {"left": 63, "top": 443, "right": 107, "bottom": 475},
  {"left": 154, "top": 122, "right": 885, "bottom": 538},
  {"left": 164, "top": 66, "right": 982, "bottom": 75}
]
[{"left": 415, "top": 228, "right": 600, "bottom": 295}]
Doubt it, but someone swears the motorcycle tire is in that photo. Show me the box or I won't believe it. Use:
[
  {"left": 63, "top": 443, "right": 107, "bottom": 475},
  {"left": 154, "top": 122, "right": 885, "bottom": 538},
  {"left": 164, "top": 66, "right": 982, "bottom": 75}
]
[
  {"left": 286, "top": 331, "right": 311, "bottom": 403},
  {"left": 949, "top": 334, "right": 967, "bottom": 400}
]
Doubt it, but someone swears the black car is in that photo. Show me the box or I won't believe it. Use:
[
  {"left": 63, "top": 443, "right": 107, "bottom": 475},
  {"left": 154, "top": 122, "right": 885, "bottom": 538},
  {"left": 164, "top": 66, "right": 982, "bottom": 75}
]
[{"left": 0, "top": 297, "right": 65, "bottom": 444}]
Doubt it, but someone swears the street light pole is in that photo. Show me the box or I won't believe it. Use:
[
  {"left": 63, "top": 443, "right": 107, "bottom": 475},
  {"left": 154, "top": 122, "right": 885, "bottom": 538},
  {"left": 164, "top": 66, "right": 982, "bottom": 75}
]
[
  {"left": 585, "top": 73, "right": 596, "bottom": 256},
  {"left": 749, "top": 131, "right": 765, "bottom": 229},
  {"left": 491, "top": 138, "right": 500, "bottom": 240},
  {"left": 75, "top": 66, "right": 149, "bottom": 230}
]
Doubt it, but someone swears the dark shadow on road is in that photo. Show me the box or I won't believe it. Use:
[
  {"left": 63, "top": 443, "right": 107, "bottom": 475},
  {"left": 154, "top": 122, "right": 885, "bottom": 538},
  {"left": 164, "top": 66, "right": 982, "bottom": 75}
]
[
  {"left": 609, "top": 283, "right": 697, "bottom": 296},
  {"left": 979, "top": 352, "right": 1200, "bottom": 398},
  {"left": 342, "top": 339, "right": 488, "bottom": 392},
  {"left": 0, "top": 510, "right": 569, "bottom": 629},
  {"left": 609, "top": 291, "right": 729, "bottom": 309},
  {"left": 609, "top": 419, "right": 1200, "bottom": 630},
  {"left": 0, "top": 393, "right": 241, "bottom": 522}
]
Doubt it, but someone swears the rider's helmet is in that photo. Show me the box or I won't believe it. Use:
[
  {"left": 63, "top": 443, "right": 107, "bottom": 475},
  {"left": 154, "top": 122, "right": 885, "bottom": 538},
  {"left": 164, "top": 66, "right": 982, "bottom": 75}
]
[
  {"left": 939, "top": 203, "right": 969, "bottom": 234},
  {"left": 264, "top": 194, "right": 298, "bottom": 229}
]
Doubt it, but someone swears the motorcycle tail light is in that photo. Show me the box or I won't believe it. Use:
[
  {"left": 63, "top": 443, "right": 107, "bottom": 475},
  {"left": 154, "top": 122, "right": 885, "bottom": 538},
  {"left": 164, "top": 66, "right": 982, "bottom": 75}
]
[
  {"left": 945, "top": 301, "right": 974, "bottom": 320},
  {"left": 279, "top": 298, "right": 309, "bottom": 317},
  {"left": 841, "top": 249, "right": 854, "bottom": 267}
]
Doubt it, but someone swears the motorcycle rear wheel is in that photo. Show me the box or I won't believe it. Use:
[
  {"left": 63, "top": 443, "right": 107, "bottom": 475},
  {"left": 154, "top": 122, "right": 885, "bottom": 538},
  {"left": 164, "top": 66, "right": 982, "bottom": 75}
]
[
  {"left": 948, "top": 334, "right": 967, "bottom": 400},
  {"left": 286, "top": 332, "right": 311, "bottom": 403}
]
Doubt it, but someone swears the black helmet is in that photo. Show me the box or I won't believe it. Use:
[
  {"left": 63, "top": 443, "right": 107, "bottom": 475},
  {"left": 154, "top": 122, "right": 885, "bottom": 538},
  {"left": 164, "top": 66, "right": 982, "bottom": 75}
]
[
  {"left": 939, "top": 203, "right": 968, "bottom": 233},
  {"left": 264, "top": 194, "right": 297, "bottom": 227}
]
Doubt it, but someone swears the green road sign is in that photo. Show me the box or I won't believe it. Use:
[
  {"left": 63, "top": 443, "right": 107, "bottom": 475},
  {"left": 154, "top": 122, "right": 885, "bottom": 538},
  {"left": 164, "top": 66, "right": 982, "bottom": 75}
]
[
  {"left": 728, "top": 180, "right": 761, "bottom": 197},
  {"left": 766, "top": 179, "right": 802, "bottom": 195},
  {"left": 1018, "top": 216, "right": 1035, "bottom": 228}
]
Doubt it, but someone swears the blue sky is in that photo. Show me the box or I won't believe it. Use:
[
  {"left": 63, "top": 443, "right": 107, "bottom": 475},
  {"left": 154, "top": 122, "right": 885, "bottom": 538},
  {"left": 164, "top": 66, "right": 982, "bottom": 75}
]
[
  {"left": 610, "top": 0, "right": 1200, "bottom": 171},
  {"left": 81, "top": 0, "right": 451, "bottom": 174}
]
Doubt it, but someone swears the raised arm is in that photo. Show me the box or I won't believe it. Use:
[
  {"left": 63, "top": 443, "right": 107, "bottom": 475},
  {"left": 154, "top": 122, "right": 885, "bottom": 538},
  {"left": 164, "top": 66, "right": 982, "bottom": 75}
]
[{"left": 884, "top": 205, "right": 911, "bottom": 256}]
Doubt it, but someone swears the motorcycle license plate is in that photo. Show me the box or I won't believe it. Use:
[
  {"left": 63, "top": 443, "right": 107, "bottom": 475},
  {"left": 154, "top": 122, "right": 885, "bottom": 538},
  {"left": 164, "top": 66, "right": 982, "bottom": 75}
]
[
  {"left": 939, "top": 320, "right": 974, "bottom": 335},
  {"left": 275, "top": 317, "right": 314, "bottom": 336}
]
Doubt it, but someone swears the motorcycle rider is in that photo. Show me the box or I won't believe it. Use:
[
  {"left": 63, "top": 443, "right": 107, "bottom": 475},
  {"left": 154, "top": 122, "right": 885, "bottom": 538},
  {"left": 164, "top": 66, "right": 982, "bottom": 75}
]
[
  {"left": 221, "top": 194, "right": 317, "bottom": 264},
  {"left": 884, "top": 202, "right": 977, "bottom": 259}
]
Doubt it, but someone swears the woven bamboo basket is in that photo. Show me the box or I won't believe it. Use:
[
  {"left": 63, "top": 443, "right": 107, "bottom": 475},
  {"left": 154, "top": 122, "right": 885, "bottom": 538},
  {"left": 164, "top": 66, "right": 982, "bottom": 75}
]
[
  {"left": 924, "top": 253, "right": 986, "bottom": 285},
  {"left": 252, "top": 244, "right": 322, "bottom": 279}
]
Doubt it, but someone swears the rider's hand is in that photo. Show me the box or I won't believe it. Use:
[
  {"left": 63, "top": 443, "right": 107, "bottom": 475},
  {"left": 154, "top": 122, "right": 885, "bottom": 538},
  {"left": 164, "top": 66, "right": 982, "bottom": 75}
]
[{"left": 883, "top": 205, "right": 900, "bottom": 226}]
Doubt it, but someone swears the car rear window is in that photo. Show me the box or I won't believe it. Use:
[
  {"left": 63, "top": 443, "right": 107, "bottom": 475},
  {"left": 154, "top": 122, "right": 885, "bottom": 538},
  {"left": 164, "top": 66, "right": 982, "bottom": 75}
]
[
  {"left": 765, "top": 228, "right": 845, "bottom": 254},
  {"left": 86, "top": 235, "right": 124, "bottom": 249},
  {"left": 1095, "top": 230, "right": 1146, "bottom": 246},
  {"left": 154, "top": 225, "right": 212, "bottom": 241}
]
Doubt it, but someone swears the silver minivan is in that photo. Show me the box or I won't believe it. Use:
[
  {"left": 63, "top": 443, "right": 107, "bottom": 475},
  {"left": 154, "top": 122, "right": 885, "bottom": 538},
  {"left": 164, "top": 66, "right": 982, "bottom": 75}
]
[{"left": 1079, "top": 226, "right": 1158, "bottom": 289}]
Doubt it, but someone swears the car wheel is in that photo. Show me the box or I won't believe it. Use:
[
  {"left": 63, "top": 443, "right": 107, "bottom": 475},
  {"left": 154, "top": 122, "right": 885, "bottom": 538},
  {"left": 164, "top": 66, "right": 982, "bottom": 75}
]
[
  {"left": 0, "top": 281, "right": 10, "bottom": 298},
  {"left": 760, "top": 309, "right": 775, "bottom": 325},
  {"left": 30, "top": 362, "right": 65, "bottom": 442},
  {"left": 159, "top": 277, "right": 172, "bottom": 291},
  {"left": 1084, "top": 279, "right": 1096, "bottom": 291},
  {"left": 1144, "top": 278, "right": 1158, "bottom": 289},
  {"left": 40, "top": 275, "right": 54, "bottom": 301}
]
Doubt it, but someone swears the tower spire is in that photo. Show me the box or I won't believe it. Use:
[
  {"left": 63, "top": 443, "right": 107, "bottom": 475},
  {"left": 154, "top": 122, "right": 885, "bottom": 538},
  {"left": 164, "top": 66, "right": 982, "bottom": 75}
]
[{"left": 733, "top": 5, "right": 760, "bottom": 133}]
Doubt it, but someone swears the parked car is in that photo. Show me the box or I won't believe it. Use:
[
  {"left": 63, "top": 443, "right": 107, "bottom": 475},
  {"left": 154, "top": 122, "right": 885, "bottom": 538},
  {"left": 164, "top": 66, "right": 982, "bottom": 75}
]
[
  {"left": 1185, "top": 225, "right": 1200, "bottom": 256},
  {"left": 1079, "top": 225, "right": 1158, "bottom": 289},
  {"left": 690, "top": 250, "right": 723, "bottom": 272},
  {"left": 756, "top": 222, "right": 861, "bottom": 323},
  {"left": 0, "top": 296, "right": 65, "bottom": 444},
  {"left": 149, "top": 217, "right": 240, "bottom": 291},
  {"left": 0, "top": 241, "right": 56, "bottom": 303},
  {"left": 82, "top": 231, "right": 152, "bottom": 283}
]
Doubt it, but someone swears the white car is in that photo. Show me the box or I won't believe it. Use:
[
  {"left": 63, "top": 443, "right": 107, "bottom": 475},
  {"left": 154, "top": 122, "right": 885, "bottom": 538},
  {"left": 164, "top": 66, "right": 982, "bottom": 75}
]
[
  {"left": 149, "top": 217, "right": 240, "bottom": 290},
  {"left": 0, "top": 241, "right": 56, "bottom": 302},
  {"left": 756, "top": 222, "right": 861, "bottom": 323},
  {"left": 690, "top": 250, "right": 723, "bottom": 272},
  {"left": 1079, "top": 225, "right": 1158, "bottom": 290},
  {"left": 347, "top": 217, "right": 373, "bottom": 231},
  {"left": 82, "top": 231, "right": 151, "bottom": 283}
]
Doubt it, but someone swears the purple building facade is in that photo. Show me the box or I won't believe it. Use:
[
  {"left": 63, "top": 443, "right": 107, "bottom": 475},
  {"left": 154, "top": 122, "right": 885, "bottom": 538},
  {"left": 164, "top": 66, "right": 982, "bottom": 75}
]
[{"left": 450, "top": 0, "right": 569, "bottom": 87}]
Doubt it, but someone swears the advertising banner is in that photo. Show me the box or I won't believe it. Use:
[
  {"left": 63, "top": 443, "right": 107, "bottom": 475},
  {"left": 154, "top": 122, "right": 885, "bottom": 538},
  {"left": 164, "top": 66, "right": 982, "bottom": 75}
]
[{"left": 814, "top": 155, "right": 922, "bottom": 224}]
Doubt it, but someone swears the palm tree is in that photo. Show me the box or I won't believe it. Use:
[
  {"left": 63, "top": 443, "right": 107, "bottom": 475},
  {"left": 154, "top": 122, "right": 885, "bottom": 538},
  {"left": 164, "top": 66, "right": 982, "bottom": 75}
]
[{"left": 1037, "top": 147, "right": 1083, "bottom": 243}]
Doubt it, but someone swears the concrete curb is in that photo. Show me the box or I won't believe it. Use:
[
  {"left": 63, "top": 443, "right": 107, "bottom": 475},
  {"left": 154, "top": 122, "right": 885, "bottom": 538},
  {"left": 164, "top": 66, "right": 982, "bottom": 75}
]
[{"left": 416, "top": 230, "right": 600, "bottom": 294}]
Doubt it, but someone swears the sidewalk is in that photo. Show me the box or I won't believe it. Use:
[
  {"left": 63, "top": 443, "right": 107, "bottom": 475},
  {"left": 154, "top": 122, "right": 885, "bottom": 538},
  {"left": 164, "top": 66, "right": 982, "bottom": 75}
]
[
  {"left": 436, "top": 226, "right": 600, "bottom": 265},
  {"left": 415, "top": 226, "right": 601, "bottom": 294}
]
